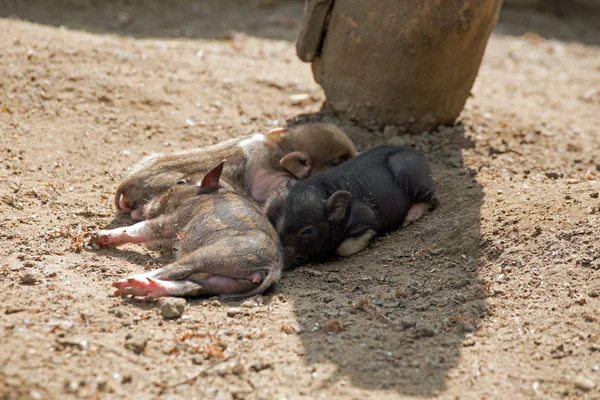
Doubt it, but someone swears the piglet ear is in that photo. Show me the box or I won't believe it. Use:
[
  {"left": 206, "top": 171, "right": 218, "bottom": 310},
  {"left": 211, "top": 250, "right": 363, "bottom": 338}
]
[
  {"left": 266, "top": 127, "right": 287, "bottom": 147},
  {"left": 267, "top": 127, "right": 287, "bottom": 136},
  {"left": 280, "top": 151, "right": 311, "bottom": 180},
  {"left": 326, "top": 191, "right": 352, "bottom": 222},
  {"left": 197, "top": 160, "right": 226, "bottom": 194}
]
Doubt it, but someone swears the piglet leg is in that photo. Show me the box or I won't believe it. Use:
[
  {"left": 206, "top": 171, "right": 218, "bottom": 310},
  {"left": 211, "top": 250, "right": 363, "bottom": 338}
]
[
  {"left": 94, "top": 221, "right": 152, "bottom": 247},
  {"left": 112, "top": 271, "right": 203, "bottom": 299},
  {"left": 402, "top": 202, "right": 429, "bottom": 228},
  {"left": 336, "top": 229, "right": 377, "bottom": 257},
  {"left": 112, "top": 271, "right": 264, "bottom": 300},
  {"left": 94, "top": 215, "right": 179, "bottom": 247},
  {"left": 112, "top": 237, "right": 280, "bottom": 300}
]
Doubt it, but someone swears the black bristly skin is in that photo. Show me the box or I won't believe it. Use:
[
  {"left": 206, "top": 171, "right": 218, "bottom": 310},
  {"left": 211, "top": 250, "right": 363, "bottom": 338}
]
[{"left": 265, "top": 145, "right": 439, "bottom": 268}]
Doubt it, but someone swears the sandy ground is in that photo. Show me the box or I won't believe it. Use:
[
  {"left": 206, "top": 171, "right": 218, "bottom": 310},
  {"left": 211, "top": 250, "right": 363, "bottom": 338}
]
[{"left": 1, "top": 1, "right": 600, "bottom": 399}]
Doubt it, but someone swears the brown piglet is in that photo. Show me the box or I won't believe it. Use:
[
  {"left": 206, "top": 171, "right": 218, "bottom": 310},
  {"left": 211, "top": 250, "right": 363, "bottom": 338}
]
[
  {"left": 115, "top": 124, "right": 358, "bottom": 219},
  {"left": 95, "top": 161, "right": 283, "bottom": 300}
]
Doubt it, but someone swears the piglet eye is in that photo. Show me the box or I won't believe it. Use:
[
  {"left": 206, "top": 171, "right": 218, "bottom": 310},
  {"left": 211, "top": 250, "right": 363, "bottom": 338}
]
[{"left": 300, "top": 227, "right": 313, "bottom": 236}]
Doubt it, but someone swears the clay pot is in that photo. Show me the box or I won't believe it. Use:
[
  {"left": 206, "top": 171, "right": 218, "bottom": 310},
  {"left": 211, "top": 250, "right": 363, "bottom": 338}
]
[{"left": 297, "top": 0, "right": 503, "bottom": 131}]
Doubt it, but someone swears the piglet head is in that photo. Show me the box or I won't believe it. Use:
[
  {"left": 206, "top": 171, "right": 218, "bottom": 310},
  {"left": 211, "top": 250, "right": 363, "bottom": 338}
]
[
  {"left": 275, "top": 124, "right": 358, "bottom": 180},
  {"left": 265, "top": 183, "right": 351, "bottom": 268}
]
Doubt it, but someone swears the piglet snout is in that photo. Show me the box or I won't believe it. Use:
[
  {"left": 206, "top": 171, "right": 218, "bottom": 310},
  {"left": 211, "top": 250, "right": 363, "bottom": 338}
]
[
  {"left": 116, "top": 193, "right": 133, "bottom": 213},
  {"left": 283, "top": 246, "right": 301, "bottom": 267}
]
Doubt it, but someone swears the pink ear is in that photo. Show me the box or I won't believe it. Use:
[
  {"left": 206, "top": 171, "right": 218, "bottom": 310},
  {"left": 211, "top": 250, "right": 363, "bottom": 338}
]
[
  {"left": 280, "top": 151, "right": 311, "bottom": 179},
  {"left": 267, "top": 127, "right": 287, "bottom": 135},
  {"left": 198, "top": 160, "right": 226, "bottom": 193}
]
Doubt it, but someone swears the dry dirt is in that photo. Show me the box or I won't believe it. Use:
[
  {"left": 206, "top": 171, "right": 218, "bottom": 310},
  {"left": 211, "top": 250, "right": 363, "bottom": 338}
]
[{"left": 1, "top": 1, "right": 600, "bottom": 399}]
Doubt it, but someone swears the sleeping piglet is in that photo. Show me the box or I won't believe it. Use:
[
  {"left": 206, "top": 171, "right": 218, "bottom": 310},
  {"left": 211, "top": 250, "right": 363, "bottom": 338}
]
[
  {"left": 94, "top": 160, "right": 283, "bottom": 300},
  {"left": 264, "top": 145, "right": 439, "bottom": 268},
  {"left": 115, "top": 123, "right": 358, "bottom": 220}
]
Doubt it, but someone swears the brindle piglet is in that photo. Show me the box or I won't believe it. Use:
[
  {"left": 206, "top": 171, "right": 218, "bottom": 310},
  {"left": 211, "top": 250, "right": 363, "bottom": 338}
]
[
  {"left": 95, "top": 161, "right": 283, "bottom": 300},
  {"left": 115, "top": 124, "right": 358, "bottom": 220},
  {"left": 265, "top": 145, "right": 439, "bottom": 268}
]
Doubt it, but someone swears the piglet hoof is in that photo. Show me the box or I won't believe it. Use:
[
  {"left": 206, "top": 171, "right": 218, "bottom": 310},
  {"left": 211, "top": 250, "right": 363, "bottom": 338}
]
[
  {"left": 336, "top": 229, "right": 376, "bottom": 257},
  {"left": 112, "top": 275, "right": 168, "bottom": 299},
  {"left": 402, "top": 202, "right": 429, "bottom": 228},
  {"left": 112, "top": 278, "right": 130, "bottom": 296},
  {"left": 94, "top": 232, "right": 117, "bottom": 247},
  {"left": 127, "top": 277, "right": 169, "bottom": 299}
]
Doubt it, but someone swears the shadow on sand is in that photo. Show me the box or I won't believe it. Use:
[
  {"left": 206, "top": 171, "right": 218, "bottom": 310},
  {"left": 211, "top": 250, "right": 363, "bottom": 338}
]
[
  {"left": 4, "top": 0, "right": 600, "bottom": 47},
  {"left": 265, "top": 112, "right": 488, "bottom": 396},
  {"left": 1, "top": 0, "right": 305, "bottom": 41}
]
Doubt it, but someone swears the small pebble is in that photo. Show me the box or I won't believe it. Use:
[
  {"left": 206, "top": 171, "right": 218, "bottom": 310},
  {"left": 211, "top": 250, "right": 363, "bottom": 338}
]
[
  {"left": 457, "top": 320, "right": 476, "bottom": 333},
  {"left": 64, "top": 380, "right": 79, "bottom": 394},
  {"left": 452, "top": 294, "right": 467, "bottom": 304},
  {"left": 124, "top": 334, "right": 148, "bottom": 355},
  {"left": 96, "top": 379, "right": 108, "bottom": 391},
  {"left": 572, "top": 375, "right": 596, "bottom": 391},
  {"left": 30, "top": 391, "right": 42, "bottom": 400},
  {"left": 400, "top": 319, "right": 416, "bottom": 329},
  {"left": 192, "top": 356, "right": 205, "bottom": 365},
  {"left": 159, "top": 298, "right": 186, "bottom": 320},
  {"left": 322, "top": 295, "right": 334, "bottom": 303},
  {"left": 591, "top": 192, "right": 599, "bottom": 199},
  {"left": 241, "top": 299, "right": 256, "bottom": 308},
  {"left": 415, "top": 327, "right": 436, "bottom": 338},
  {"left": 451, "top": 278, "right": 470, "bottom": 289},
  {"left": 387, "top": 136, "right": 407, "bottom": 147},
  {"left": 227, "top": 307, "right": 246, "bottom": 318},
  {"left": 383, "top": 125, "right": 399, "bottom": 139},
  {"left": 250, "top": 362, "right": 272, "bottom": 372},
  {"left": 20, "top": 272, "right": 40, "bottom": 285}
]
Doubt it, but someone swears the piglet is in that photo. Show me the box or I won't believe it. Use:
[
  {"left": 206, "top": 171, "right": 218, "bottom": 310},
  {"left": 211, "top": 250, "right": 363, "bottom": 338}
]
[
  {"left": 265, "top": 145, "right": 439, "bottom": 268},
  {"left": 95, "top": 160, "right": 283, "bottom": 300},
  {"left": 115, "top": 124, "right": 358, "bottom": 219}
]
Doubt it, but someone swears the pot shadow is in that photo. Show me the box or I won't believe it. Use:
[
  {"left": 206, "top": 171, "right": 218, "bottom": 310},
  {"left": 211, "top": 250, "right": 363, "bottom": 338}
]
[
  {"left": 1, "top": 0, "right": 304, "bottom": 41},
  {"left": 276, "top": 113, "right": 488, "bottom": 396}
]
